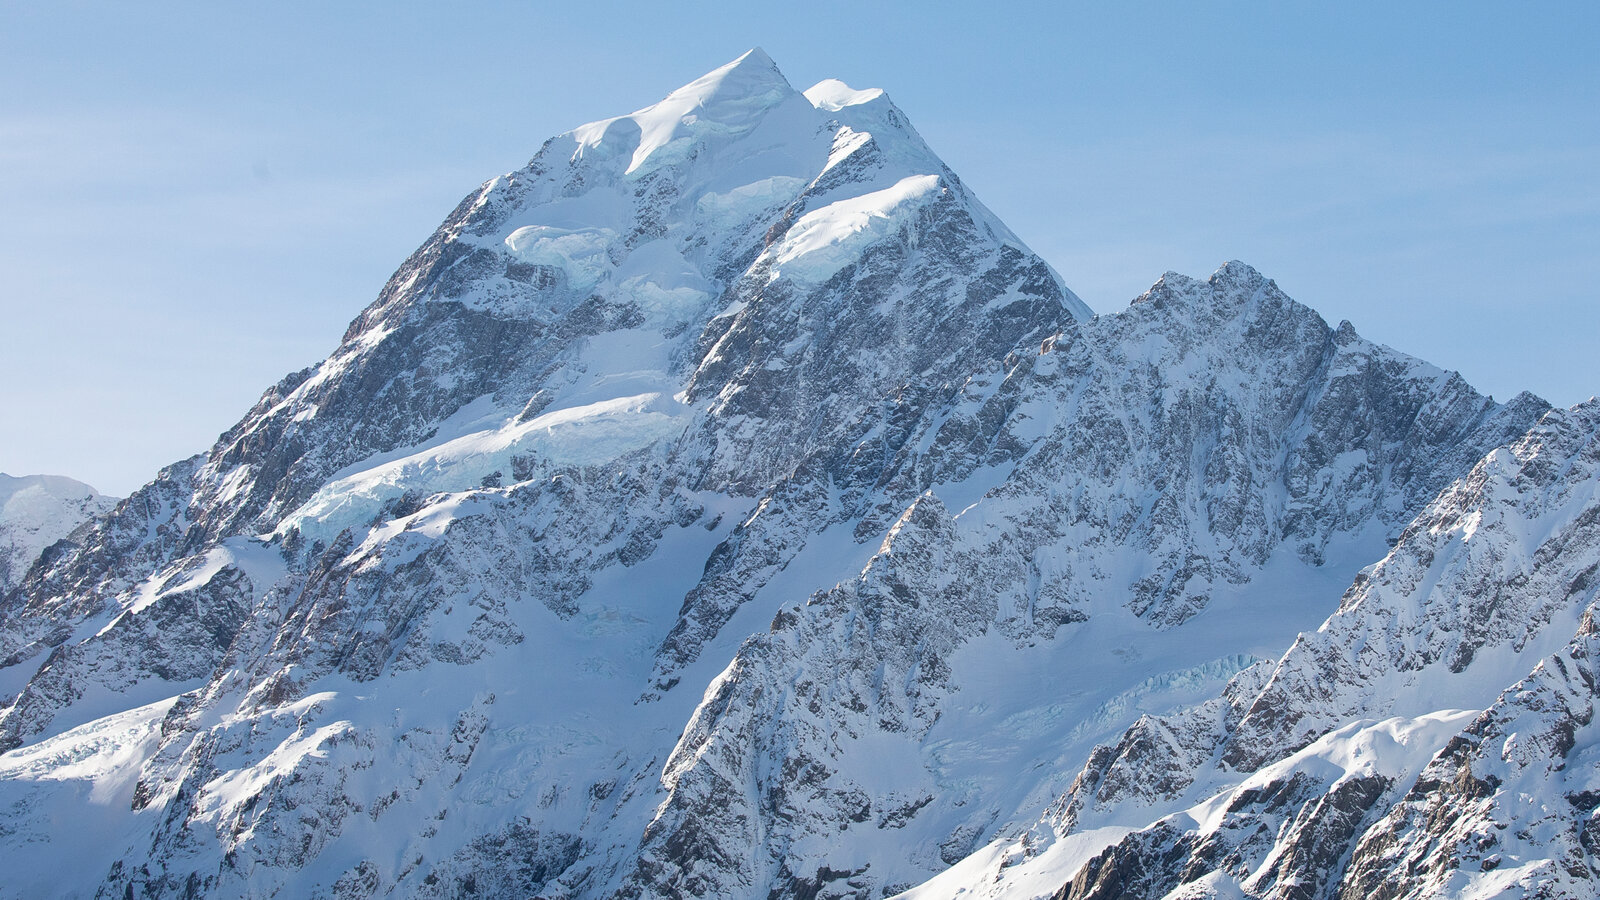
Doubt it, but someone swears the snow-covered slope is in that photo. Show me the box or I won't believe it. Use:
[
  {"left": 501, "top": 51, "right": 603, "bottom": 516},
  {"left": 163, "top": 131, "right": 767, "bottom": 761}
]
[
  {"left": 0, "top": 50, "right": 1585, "bottom": 900},
  {"left": 0, "top": 473, "right": 116, "bottom": 593}
]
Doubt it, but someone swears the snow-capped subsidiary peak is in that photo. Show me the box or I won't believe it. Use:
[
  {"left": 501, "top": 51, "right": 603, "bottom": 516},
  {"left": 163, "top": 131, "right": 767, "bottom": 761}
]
[
  {"left": 804, "top": 77, "right": 886, "bottom": 111},
  {"left": 1134, "top": 260, "right": 1267, "bottom": 308},
  {"left": 0, "top": 473, "right": 104, "bottom": 509},
  {"left": 0, "top": 473, "right": 116, "bottom": 593}
]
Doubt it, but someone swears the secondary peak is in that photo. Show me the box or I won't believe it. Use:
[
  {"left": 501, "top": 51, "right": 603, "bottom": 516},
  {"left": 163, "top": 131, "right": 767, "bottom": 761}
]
[{"left": 805, "top": 78, "right": 886, "bottom": 111}]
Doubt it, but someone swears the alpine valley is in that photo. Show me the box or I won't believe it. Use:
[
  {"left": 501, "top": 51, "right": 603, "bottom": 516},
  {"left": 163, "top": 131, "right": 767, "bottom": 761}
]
[{"left": 2, "top": 51, "right": 1596, "bottom": 900}]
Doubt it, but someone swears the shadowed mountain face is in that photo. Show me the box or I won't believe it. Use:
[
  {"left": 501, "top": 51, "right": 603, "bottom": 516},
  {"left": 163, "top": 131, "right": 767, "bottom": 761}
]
[{"left": 0, "top": 51, "right": 1589, "bottom": 900}]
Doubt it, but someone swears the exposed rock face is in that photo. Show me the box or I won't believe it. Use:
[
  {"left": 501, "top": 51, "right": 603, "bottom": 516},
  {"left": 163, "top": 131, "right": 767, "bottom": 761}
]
[{"left": 0, "top": 50, "right": 1588, "bottom": 900}]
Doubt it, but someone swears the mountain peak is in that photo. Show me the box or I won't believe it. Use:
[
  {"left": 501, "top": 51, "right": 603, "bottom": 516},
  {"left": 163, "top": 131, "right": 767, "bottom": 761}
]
[
  {"left": 1211, "top": 258, "right": 1264, "bottom": 285},
  {"left": 568, "top": 49, "right": 799, "bottom": 176},
  {"left": 0, "top": 472, "right": 117, "bottom": 592},
  {"left": 678, "top": 47, "right": 792, "bottom": 104},
  {"left": 0, "top": 473, "right": 108, "bottom": 507},
  {"left": 728, "top": 46, "right": 780, "bottom": 76},
  {"left": 1134, "top": 260, "right": 1269, "bottom": 310},
  {"left": 804, "top": 77, "right": 886, "bottom": 111},
  {"left": 30, "top": 54, "right": 1587, "bottom": 900}
]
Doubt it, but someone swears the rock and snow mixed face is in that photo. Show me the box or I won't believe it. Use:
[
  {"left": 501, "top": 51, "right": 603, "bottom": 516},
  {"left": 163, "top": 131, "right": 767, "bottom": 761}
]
[
  {"left": 614, "top": 261, "right": 1550, "bottom": 899},
  {"left": 947, "top": 401, "right": 1600, "bottom": 900},
  {"left": 0, "top": 50, "right": 1592, "bottom": 900}
]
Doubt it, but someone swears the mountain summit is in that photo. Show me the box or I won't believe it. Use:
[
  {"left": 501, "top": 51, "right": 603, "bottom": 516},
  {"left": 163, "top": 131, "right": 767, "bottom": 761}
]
[
  {"left": 568, "top": 48, "right": 798, "bottom": 176},
  {"left": 1, "top": 52, "right": 1594, "bottom": 900}
]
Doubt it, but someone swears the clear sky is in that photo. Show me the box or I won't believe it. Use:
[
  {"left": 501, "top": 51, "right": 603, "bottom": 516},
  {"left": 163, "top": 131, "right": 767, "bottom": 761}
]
[{"left": 2, "top": 1, "right": 1596, "bottom": 496}]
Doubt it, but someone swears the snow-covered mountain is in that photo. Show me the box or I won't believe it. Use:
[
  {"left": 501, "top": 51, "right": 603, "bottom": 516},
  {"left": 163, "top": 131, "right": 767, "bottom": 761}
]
[
  {"left": 0, "top": 473, "right": 116, "bottom": 593},
  {"left": 0, "top": 50, "right": 1593, "bottom": 900},
  {"left": 915, "top": 399, "right": 1600, "bottom": 899}
]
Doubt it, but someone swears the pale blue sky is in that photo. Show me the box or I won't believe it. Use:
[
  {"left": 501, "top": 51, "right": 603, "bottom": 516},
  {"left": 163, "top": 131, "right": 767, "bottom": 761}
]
[{"left": 3, "top": 1, "right": 1596, "bottom": 495}]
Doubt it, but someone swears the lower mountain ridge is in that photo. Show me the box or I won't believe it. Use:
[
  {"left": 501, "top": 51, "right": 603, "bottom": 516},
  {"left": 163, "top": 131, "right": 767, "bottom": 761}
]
[{"left": 1, "top": 51, "right": 1594, "bottom": 900}]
